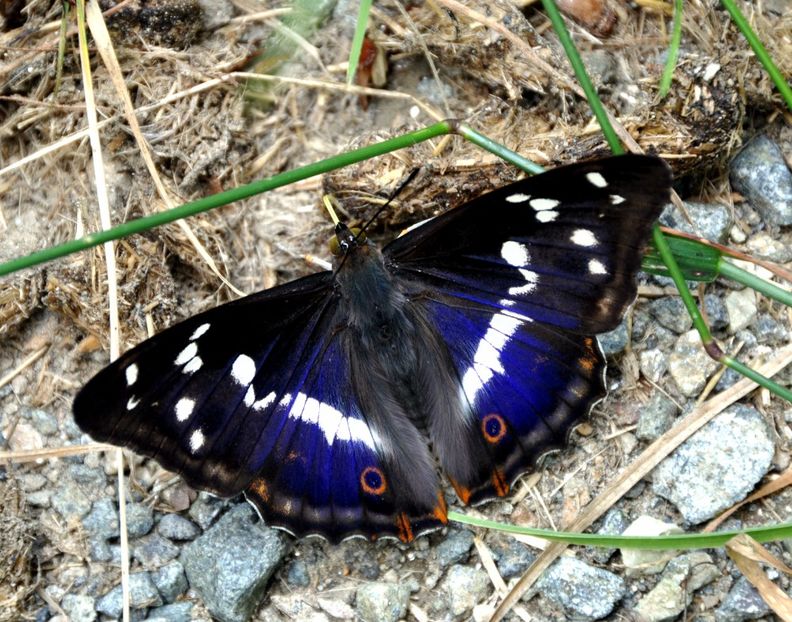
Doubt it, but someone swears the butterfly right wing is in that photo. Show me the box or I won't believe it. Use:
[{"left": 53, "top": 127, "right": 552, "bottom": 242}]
[{"left": 73, "top": 271, "right": 445, "bottom": 542}]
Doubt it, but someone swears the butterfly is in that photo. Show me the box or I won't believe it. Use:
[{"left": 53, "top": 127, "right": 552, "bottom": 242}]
[{"left": 74, "top": 154, "right": 672, "bottom": 543}]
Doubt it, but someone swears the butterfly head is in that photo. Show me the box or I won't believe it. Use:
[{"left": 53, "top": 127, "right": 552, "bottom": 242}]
[{"left": 329, "top": 222, "right": 368, "bottom": 257}]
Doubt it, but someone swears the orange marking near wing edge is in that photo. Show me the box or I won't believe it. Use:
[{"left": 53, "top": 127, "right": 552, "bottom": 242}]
[
  {"left": 433, "top": 493, "right": 449, "bottom": 523},
  {"left": 396, "top": 512, "right": 414, "bottom": 543},
  {"left": 491, "top": 469, "right": 509, "bottom": 497},
  {"left": 248, "top": 478, "right": 270, "bottom": 502},
  {"left": 448, "top": 477, "right": 472, "bottom": 505}
]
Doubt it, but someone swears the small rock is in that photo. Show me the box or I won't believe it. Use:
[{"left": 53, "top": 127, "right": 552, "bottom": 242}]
[
  {"left": 661, "top": 201, "right": 732, "bottom": 243},
  {"left": 132, "top": 533, "right": 180, "bottom": 568},
  {"left": 716, "top": 367, "right": 742, "bottom": 393},
  {"left": 51, "top": 480, "right": 92, "bottom": 521},
  {"left": 440, "top": 565, "right": 491, "bottom": 617},
  {"left": 317, "top": 597, "right": 355, "bottom": 619},
  {"left": 67, "top": 465, "right": 106, "bottom": 497},
  {"left": 703, "top": 294, "right": 729, "bottom": 330},
  {"left": 146, "top": 601, "right": 194, "bottom": 622},
  {"left": 635, "top": 552, "right": 720, "bottom": 622},
  {"left": 188, "top": 493, "right": 226, "bottom": 530},
  {"left": 89, "top": 538, "right": 112, "bottom": 562},
  {"left": 725, "top": 289, "right": 758, "bottom": 333},
  {"left": 435, "top": 529, "right": 474, "bottom": 568},
  {"left": 598, "top": 318, "right": 629, "bottom": 356},
  {"left": 126, "top": 503, "right": 154, "bottom": 538},
  {"left": 18, "top": 473, "right": 47, "bottom": 492},
  {"left": 26, "top": 408, "right": 59, "bottom": 435},
  {"left": 490, "top": 537, "right": 535, "bottom": 579},
  {"left": 653, "top": 405, "right": 774, "bottom": 523},
  {"left": 648, "top": 298, "right": 693, "bottom": 334},
  {"left": 95, "top": 572, "right": 162, "bottom": 618},
  {"left": 592, "top": 508, "right": 628, "bottom": 564},
  {"left": 716, "top": 576, "right": 772, "bottom": 621},
  {"left": 745, "top": 230, "right": 792, "bottom": 263},
  {"left": 355, "top": 582, "right": 410, "bottom": 622},
  {"left": 285, "top": 559, "right": 311, "bottom": 587},
  {"left": 181, "top": 503, "right": 290, "bottom": 622},
  {"left": 60, "top": 594, "right": 96, "bottom": 622},
  {"left": 636, "top": 392, "right": 679, "bottom": 442},
  {"left": 752, "top": 313, "right": 788, "bottom": 345},
  {"left": 730, "top": 134, "right": 792, "bottom": 226},
  {"left": 639, "top": 348, "right": 667, "bottom": 384},
  {"left": 152, "top": 561, "right": 188, "bottom": 603},
  {"left": 667, "top": 330, "right": 719, "bottom": 396},
  {"left": 82, "top": 498, "right": 119, "bottom": 540},
  {"left": 7, "top": 422, "right": 43, "bottom": 452},
  {"left": 621, "top": 516, "right": 683, "bottom": 575},
  {"left": 157, "top": 513, "right": 200, "bottom": 540},
  {"left": 536, "top": 556, "right": 625, "bottom": 620},
  {"left": 197, "top": 0, "right": 234, "bottom": 30},
  {"left": 26, "top": 489, "right": 52, "bottom": 507}
]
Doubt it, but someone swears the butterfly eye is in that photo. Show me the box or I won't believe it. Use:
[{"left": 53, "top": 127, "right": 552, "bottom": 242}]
[
  {"left": 350, "top": 227, "right": 366, "bottom": 243},
  {"left": 329, "top": 236, "right": 343, "bottom": 256}
]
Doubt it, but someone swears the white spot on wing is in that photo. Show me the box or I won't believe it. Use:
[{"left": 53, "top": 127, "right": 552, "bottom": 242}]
[
  {"left": 190, "top": 323, "right": 210, "bottom": 340},
  {"left": 175, "top": 397, "right": 195, "bottom": 422},
  {"left": 508, "top": 269, "right": 539, "bottom": 296},
  {"left": 589, "top": 259, "right": 608, "bottom": 275},
  {"left": 506, "top": 192, "right": 530, "bottom": 203},
  {"left": 286, "top": 391, "right": 376, "bottom": 450},
  {"left": 570, "top": 229, "right": 598, "bottom": 247},
  {"left": 183, "top": 356, "right": 203, "bottom": 374},
  {"left": 530, "top": 198, "right": 560, "bottom": 211},
  {"left": 126, "top": 396, "right": 140, "bottom": 411},
  {"left": 586, "top": 172, "right": 608, "bottom": 188},
  {"left": 174, "top": 343, "right": 197, "bottom": 366},
  {"left": 125, "top": 364, "right": 138, "bottom": 387},
  {"left": 231, "top": 354, "right": 256, "bottom": 386},
  {"left": 253, "top": 391, "right": 277, "bottom": 411},
  {"left": 244, "top": 386, "right": 255, "bottom": 407},
  {"left": 536, "top": 210, "right": 558, "bottom": 223},
  {"left": 610, "top": 194, "right": 625, "bottom": 205},
  {"left": 190, "top": 429, "right": 205, "bottom": 452},
  {"left": 501, "top": 241, "right": 530, "bottom": 267}
]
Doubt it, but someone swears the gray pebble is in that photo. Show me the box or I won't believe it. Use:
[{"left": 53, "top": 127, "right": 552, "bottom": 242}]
[
  {"left": 152, "top": 561, "right": 189, "bottom": 603},
  {"left": 82, "top": 498, "right": 119, "bottom": 540},
  {"left": 18, "top": 473, "right": 47, "bottom": 492},
  {"left": 648, "top": 297, "right": 692, "bottom": 334},
  {"left": 667, "top": 329, "right": 719, "bottom": 396},
  {"left": 704, "top": 293, "right": 729, "bottom": 331},
  {"left": 490, "top": 537, "right": 535, "bottom": 579},
  {"left": 653, "top": 404, "right": 774, "bottom": 523},
  {"left": 592, "top": 508, "right": 628, "bottom": 564},
  {"left": 285, "top": 559, "right": 311, "bottom": 588},
  {"left": 60, "top": 594, "right": 96, "bottom": 622},
  {"left": 126, "top": 503, "right": 155, "bottom": 538},
  {"left": 51, "top": 480, "right": 92, "bottom": 521},
  {"left": 660, "top": 201, "right": 732, "bottom": 243},
  {"left": 157, "top": 514, "right": 200, "bottom": 541},
  {"left": 716, "top": 576, "right": 772, "bottom": 621},
  {"left": 636, "top": 392, "right": 679, "bottom": 441},
  {"left": 26, "top": 489, "right": 52, "bottom": 507},
  {"left": 355, "top": 582, "right": 410, "bottom": 622},
  {"left": 26, "top": 408, "right": 59, "bottom": 435},
  {"left": 536, "top": 556, "right": 625, "bottom": 620},
  {"left": 440, "top": 565, "right": 491, "bottom": 617},
  {"left": 599, "top": 318, "right": 629, "bottom": 357},
  {"left": 435, "top": 529, "right": 474, "bottom": 568},
  {"left": 745, "top": 230, "right": 792, "bottom": 263},
  {"left": 635, "top": 552, "right": 719, "bottom": 621},
  {"left": 132, "top": 533, "right": 180, "bottom": 568},
  {"left": 753, "top": 313, "right": 788, "bottom": 345},
  {"left": 716, "top": 367, "right": 742, "bottom": 393},
  {"left": 67, "top": 465, "right": 106, "bottom": 497},
  {"left": 95, "top": 572, "right": 162, "bottom": 618},
  {"left": 188, "top": 493, "right": 226, "bottom": 530},
  {"left": 725, "top": 289, "right": 758, "bottom": 333},
  {"left": 145, "top": 601, "right": 194, "bottom": 622},
  {"left": 89, "top": 537, "right": 113, "bottom": 563},
  {"left": 180, "top": 503, "right": 290, "bottom": 622},
  {"left": 639, "top": 348, "right": 667, "bottom": 384},
  {"left": 730, "top": 134, "right": 792, "bottom": 226}
]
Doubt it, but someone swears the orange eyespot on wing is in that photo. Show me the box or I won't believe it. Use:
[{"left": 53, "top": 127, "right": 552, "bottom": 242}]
[
  {"left": 481, "top": 413, "right": 508, "bottom": 444},
  {"left": 360, "top": 466, "right": 387, "bottom": 495}
]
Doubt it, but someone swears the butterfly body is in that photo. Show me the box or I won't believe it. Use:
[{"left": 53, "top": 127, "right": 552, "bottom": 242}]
[{"left": 74, "top": 155, "right": 672, "bottom": 542}]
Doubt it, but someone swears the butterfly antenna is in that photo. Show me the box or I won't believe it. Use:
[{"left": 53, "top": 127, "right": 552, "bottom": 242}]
[
  {"left": 322, "top": 195, "right": 342, "bottom": 226},
  {"left": 355, "top": 167, "right": 421, "bottom": 242}
]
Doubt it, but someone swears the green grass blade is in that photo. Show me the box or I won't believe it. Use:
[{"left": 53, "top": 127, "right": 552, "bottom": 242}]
[
  {"left": 658, "top": 0, "right": 683, "bottom": 99},
  {"left": 643, "top": 234, "right": 722, "bottom": 282},
  {"left": 720, "top": 0, "right": 792, "bottom": 111},
  {"left": 540, "top": 0, "right": 622, "bottom": 154},
  {"left": 449, "top": 511, "right": 792, "bottom": 549},
  {"left": 718, "top": 259, "right": 792, "bottom": 308},
  {"left": 346, "top": 0, "right": 373, "bottom": 85},
  {"left": 456, "top": 123, "right": 545, "bottom": 174},
  {"left": 0, "top": 121, "right": 452, "bottom": 277}
]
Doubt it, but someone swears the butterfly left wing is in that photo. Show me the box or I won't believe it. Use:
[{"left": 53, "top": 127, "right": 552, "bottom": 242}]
[
  {"left": 74, "top": 271, "right": 447, "bottom": 542},
  {"left": 384, "top": 154, "right": 671, "bottom": 503}
]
